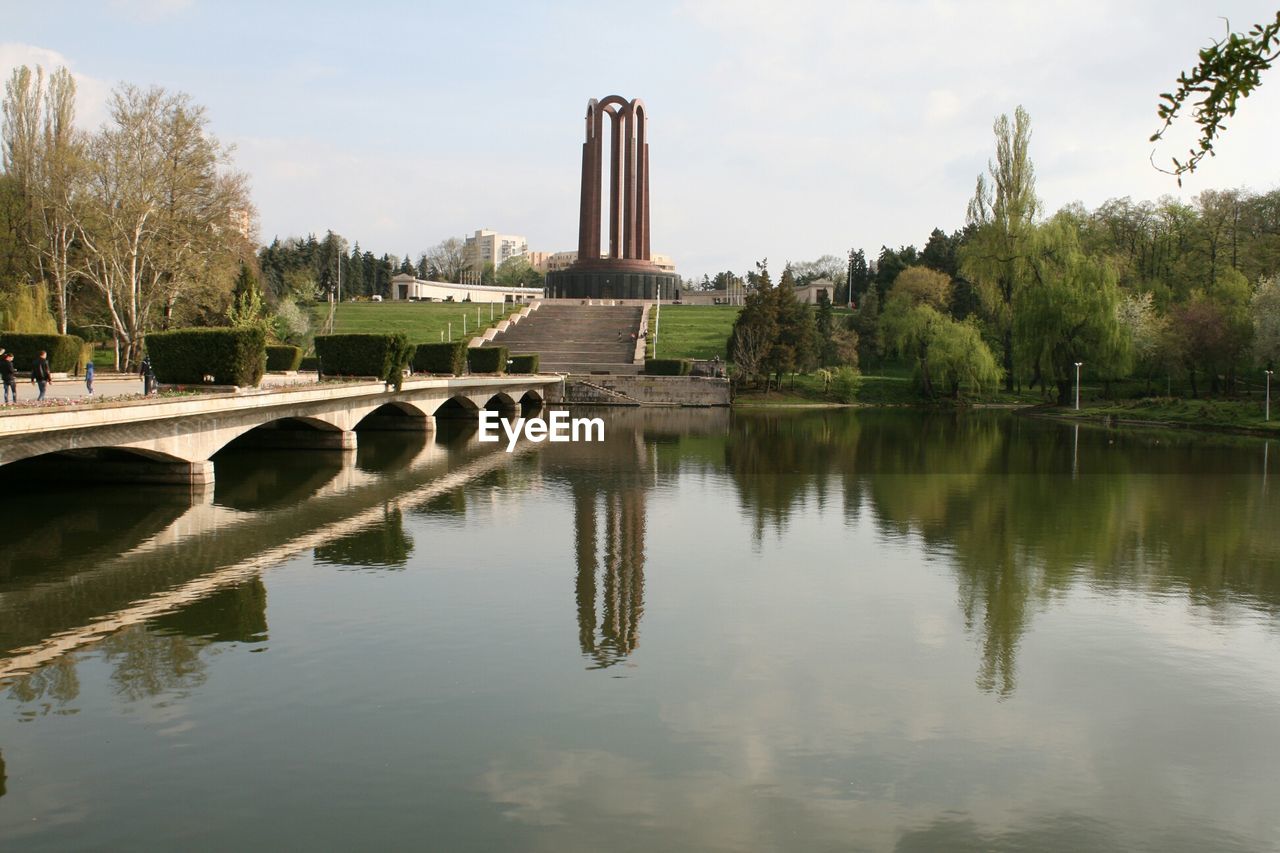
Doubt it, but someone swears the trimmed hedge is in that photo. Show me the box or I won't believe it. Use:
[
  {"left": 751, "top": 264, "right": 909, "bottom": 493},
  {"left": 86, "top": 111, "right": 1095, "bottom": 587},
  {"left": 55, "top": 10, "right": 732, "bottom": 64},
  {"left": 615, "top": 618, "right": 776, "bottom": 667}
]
[
  {"left": 300, "top": 356, "right": 319, "bottom": 372},
  {"left": 266, "top": 344, "right": 304, "bottom": 371},
  {"left": 467, "top": 345, "right": 507, "bottom": 374},
  {"left": 413, "top": 341, "right": 468, "bottom": 375},
  {"left": 645, "top": 358, "right": 693, "bottom": 376},
  {"left": 315, "top": 333, "right": 414, "bottom": 388},
  {"left": 508, "top": 353, "right": 540, "bottom": 374},
  {"left": 0, "top": 332, "right": 86, "bottom": 374},
  {"left": 146, "top": 327, "right": 267, "bottom": 386}
]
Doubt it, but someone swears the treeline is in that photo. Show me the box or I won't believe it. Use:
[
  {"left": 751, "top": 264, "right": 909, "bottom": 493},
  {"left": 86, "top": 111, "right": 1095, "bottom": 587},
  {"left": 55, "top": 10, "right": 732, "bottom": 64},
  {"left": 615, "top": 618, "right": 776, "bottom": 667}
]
[
  {"left": 729, "top": 106, "right": 1280, "bottom": 403},
  {"left": 258, "top": 232, "right": 546, "bottom": 302},
  {"left": 0, "top": 65, "right": 255, "bottom": 368}
]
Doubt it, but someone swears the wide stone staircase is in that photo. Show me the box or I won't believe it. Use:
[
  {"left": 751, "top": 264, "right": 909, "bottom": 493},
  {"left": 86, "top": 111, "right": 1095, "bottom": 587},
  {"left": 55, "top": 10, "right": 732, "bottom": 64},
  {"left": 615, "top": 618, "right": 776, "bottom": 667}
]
[{"left": 484, "top": 302, "right": 643, "bottom": 374}]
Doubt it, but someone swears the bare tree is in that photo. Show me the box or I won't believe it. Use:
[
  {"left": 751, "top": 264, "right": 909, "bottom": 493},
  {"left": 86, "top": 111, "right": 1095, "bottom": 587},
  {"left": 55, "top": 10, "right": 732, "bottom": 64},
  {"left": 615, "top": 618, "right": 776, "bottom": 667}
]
[
  {"left": 426, "top": 236, "right": 466, "bottom": 282},
  {"left": 730, "top": 323, "right": 768, "bottom": 387},
  {"left": 72, "top": 84, "right": 252, "bottom": 368}
]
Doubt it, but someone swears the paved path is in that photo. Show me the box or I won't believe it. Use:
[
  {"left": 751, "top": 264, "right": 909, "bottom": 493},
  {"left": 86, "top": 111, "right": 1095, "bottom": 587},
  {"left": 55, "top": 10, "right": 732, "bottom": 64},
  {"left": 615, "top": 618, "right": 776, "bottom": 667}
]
[{"left": 3, "top": 372, "right": 320, "bottom": 406}]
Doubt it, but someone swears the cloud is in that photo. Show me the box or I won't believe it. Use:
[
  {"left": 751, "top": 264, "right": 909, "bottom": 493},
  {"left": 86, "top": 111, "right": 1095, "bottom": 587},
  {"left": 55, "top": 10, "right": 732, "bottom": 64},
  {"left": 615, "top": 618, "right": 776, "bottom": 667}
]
[{"left": 107, "top": 0, "right": 193, "bottom": 22}]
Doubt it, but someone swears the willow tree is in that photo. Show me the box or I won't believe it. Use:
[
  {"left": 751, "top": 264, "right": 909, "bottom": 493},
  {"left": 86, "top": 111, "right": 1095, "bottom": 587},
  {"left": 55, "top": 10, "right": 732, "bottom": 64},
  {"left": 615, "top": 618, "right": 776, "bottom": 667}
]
[
  {"left": 1015, "top": 217, "right": 1129, "bottom": 405},
  {"left": 960, "top": 106, "right": 1039, "bottom": 391}
]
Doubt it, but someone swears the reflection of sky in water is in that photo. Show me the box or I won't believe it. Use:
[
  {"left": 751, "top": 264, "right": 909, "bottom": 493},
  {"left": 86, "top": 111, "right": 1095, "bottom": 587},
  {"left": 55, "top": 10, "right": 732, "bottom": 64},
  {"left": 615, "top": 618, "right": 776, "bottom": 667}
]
[{"left": 0, "top": 411, "right": 1278, "bottom": 851}]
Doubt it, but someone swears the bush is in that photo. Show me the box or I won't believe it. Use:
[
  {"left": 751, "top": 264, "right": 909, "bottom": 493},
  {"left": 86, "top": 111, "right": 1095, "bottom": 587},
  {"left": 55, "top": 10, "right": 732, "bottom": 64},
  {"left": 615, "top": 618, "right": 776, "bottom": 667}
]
[
  {"left": 467, "top": 345, "right": 507, "bottom": 374},
  {"left": 0, "top": 332, "right": 89, "bottom": 374},
  {"left": 508, "top": 353, "right": 540, "bottom": 374},
  {"left": 315, "top": 333, "right": 414, "bottom": 388},
  {"left": 266, "top": 344, "right": 304, "bottom": 371},
  {"left": 413, "top": 341, "right": 468, "bottom": 375},
  {"left": 146, "top": 327, "right": 266, "bottom": 387},
  {"left": 830, "top": 366, "right": 862, "bottom": 403},
  {"left": 299, "top": 356, "right": 319, "bottom": 372},
  {"left": 645, "top": 358, "right": 693, "bottom": 376}
]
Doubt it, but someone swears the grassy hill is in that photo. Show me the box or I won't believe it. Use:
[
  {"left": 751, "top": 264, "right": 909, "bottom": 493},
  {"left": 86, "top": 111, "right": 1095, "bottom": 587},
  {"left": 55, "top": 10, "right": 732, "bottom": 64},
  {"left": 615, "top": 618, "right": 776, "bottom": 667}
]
[{"left": 310, "top": 302, "right": 519, "bottom": 344}]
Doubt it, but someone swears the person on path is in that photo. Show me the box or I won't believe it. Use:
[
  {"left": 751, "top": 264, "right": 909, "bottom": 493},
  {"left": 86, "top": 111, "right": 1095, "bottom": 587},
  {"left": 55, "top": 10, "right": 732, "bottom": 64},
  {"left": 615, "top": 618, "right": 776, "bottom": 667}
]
[
  {"left": 139, "top": 355, "right": 156, "bottom": 396},
  {"left": 31, "top": 350, "right": 52, "bottom": 401},
  {"left": 1, "top": 353, "right": 17, "bottom": 404},
  {"left": 85, "top": 361, "right": 95, "bottom": 395}
]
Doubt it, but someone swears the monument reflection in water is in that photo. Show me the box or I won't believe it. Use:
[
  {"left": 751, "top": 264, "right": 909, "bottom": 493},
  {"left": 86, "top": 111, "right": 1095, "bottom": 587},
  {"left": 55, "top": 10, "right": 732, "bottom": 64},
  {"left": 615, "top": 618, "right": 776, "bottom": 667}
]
[{"left": 0, "top": 409, "right": 1278, "bottom": 850}]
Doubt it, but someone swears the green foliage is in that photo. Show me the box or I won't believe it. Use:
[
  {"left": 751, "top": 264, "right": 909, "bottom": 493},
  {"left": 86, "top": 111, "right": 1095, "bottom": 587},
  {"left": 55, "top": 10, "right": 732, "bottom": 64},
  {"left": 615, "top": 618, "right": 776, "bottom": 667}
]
[
  {"left": 1014, "top": 217, "right": 1129, "bottom": 403},
  {"left": 930, "top": 319, "right": 1003, "bottom": 398},
  {"left": 265, "top": 344, "right": 303, "bottom": 371},
  {"left": 508, "top": 353, "right": 540, "bottom": 374},
  {"left": 146, "top": 327, "right": 266, "bottom": 386},
  {"left": 315, "top": 332, "right": 413, "bottom": 387},
  {"left": 413, "top": 341, "right": 468, "bottom": 375},
  {"left": 0, "top": 331, "right": 85, "bottom": 373},
  {"left": 645, "top": 358, "right": 693, "bottom": 376},
  {"left": 1253, "top": 276, "right": 1280, "bottom": 368},
  {"left": 1152, "top": 12, "right": 1280, "bottom": 181},
  {"left": 226, "top": 287, "right": 271, "bottom": 335},
  {"left": 830, "top": 365, "right": 862, "bottom": 402},
  {"left": 466, "top": 345, "right": 507, "bottom": 374},
  {"left": 0, "top": 283, "right": 57, "bottom": 333}
]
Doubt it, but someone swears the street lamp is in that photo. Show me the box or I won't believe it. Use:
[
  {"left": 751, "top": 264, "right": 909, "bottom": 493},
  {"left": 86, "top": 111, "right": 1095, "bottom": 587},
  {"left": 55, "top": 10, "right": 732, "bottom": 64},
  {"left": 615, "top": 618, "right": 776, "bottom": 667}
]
[
  {"left": 1267, "top": 369, "right": 1274, "bottom": 422},
  {"left": 1074, "top": 362, "right": 1083, "bottom": 411}
]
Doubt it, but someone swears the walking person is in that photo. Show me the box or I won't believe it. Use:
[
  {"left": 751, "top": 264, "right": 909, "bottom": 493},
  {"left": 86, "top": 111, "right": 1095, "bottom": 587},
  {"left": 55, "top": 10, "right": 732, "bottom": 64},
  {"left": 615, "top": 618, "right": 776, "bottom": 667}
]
[
  {"left": 85, "top": 360, "right": 95, "bottom": 395},
  {"left": 0, "top": 352, "right": 17, "bottom": 404},
  {"left": 32, "top": 350, "right": 52, "bottom": 401},
  {"left": 139, "top": 355, "right": 156, "bottom": 396}
]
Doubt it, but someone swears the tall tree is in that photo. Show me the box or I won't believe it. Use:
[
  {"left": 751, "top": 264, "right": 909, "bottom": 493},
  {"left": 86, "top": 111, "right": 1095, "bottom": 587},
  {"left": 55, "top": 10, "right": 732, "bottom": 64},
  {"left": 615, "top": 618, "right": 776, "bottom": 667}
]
[
  {"left": 961, "top": 105, "right": 1039, "bottom": 391},
  {"left": 2, "top": 65, "right": 84, "bottom": 333}
]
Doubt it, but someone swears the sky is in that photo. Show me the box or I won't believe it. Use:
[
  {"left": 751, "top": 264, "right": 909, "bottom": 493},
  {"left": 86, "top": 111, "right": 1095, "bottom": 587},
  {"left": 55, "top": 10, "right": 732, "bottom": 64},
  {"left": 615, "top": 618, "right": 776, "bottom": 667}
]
[{"left": 4, "top": 0, "right": 1280, "bottom": 279}]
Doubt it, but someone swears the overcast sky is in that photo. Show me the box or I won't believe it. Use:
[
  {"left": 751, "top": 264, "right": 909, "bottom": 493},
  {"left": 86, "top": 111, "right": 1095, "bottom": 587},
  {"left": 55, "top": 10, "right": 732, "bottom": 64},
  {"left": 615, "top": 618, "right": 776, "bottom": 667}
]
[{"left": 5, "top": 0, "right": 1280, "bottom": 278}]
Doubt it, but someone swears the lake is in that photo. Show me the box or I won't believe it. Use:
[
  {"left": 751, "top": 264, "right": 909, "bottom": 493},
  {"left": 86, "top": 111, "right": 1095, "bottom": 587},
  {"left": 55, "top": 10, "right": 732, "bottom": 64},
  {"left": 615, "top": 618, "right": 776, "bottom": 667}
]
[{"left": 1, "top": 408, "right": 1277, "bottom": 851}]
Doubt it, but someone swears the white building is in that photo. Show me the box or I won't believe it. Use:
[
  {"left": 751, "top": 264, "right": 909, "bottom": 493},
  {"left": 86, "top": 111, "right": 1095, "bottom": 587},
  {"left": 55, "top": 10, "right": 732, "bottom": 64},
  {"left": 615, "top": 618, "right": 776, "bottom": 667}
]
[
  {"left": 463, "top": 229, "right": 528, "bottom": 271},
  {"left": 388, "top": 273, "right": 542, "bottom": 304}
]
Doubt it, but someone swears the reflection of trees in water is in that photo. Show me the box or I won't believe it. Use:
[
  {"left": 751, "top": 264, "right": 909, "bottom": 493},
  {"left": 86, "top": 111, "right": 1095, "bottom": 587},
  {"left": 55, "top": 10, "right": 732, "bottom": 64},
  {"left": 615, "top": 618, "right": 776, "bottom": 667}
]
[
  {"left": 725, "top": 411, "right": 1280, "bottom": 695},
  {"left": 725, "top": 412, "right": 860, "bottom": 543},
  {"left": 314, "top": 506, "right": 413, "bottom": 569},
  {"left": 212, "top": 451, "right": 349, "bottom": 512},
  {"left": 149, "top": 579, "right": 268, "bottom": 644},
  {"left": 573, "top": 484, "right": 647, "bottom": 669},
  {"left": 4, "top": 579, "right": 270, "bottom": 711},
  {"left": 99, "top": 625, "right": 209, "bottom": 702}
]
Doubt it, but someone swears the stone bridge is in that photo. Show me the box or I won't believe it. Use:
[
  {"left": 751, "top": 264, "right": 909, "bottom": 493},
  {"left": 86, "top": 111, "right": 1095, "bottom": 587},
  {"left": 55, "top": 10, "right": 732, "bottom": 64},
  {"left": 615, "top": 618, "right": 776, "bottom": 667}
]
[{"left": 0, "top": 375, "right": 561, "bottom": 486}]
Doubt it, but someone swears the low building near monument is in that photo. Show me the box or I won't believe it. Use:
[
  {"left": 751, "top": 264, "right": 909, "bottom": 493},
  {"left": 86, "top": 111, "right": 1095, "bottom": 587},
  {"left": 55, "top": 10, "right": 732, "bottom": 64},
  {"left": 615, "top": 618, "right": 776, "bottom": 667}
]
[
  {"left": 387, "top": 273, "right": 542, "bottom": 303},
  {"left": 795, "top": 278, "right": 836, "bottom": 305}
]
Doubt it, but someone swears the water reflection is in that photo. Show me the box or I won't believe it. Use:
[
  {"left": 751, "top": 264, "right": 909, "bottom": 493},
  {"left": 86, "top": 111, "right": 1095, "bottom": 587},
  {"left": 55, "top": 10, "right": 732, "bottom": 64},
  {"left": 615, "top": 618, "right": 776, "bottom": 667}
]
[
  {"left": 727, "top": 410, "right": 1280, "bottom": 694},
  {"left": 572, "top": 484, "right": 646, "bottom": 669},
  {"left": 314, "top": 506, "right": 413, "bottom": 569}
]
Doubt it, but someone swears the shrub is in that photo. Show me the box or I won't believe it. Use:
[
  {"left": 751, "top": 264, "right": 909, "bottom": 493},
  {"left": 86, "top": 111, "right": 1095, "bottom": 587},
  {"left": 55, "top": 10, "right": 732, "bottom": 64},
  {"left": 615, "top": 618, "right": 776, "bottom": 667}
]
[
  {"left": 467, "top": 345, "right": 507, "bottom": 374},
  {"left": 299, "top": 356, "right": 319, "bottom": 372},
  {"left": 0, "top": 332, "right": 89, "bottom": 374},
  {"left": 645, "top": 358, "right": 692, "bottom": 376},
  {"left": 508, "top": 353, "right": 540, "bottom": 374},
  {"left": 830, "top": 366, "right": 862, "bottom": 403},
  {"left": 146, "top": 327, "right": 266, "bottom": 387},
  {"left": 413, "top": 341, "right": 468, "bottom": 375},
  {"left": 314, "top": 333, "right": 414, "bottom": 389},
  {"left": 266, "top": 344, "right": 304, "bottom": 371}
]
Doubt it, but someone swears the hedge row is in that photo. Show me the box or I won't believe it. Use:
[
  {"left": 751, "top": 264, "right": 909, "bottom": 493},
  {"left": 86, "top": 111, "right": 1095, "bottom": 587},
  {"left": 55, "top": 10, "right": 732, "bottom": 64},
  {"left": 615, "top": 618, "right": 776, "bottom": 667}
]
[
  {"left": 508, "top": 353, "right": 540, "bottom": 374},
  {"left": 266, "top": 344, "right": 303, "bottom": 372},
  {"left": 467, "top": 345, "right": 507, "bottom": 374},
  {"left": 413, "top": 341, "right": 468, "bottom": 375},
  {"left": 146, "top": 327, "right": 266, "bottom": 386},
  {"left": 314, "top": 333, "right": 414, "bottom": 388},
  {"left": 644, "top": 358, "right": 693, "bottom": 376},
  {"left": 0, "top": 332, "right": 86, "bottom": 373}
]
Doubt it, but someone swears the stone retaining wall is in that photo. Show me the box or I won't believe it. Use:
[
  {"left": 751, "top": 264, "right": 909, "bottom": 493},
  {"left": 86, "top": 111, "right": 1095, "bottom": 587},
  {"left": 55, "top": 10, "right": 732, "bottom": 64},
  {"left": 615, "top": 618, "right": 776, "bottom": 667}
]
[{"left": 563, "top": 375, "right": 729, "bottom": 407}]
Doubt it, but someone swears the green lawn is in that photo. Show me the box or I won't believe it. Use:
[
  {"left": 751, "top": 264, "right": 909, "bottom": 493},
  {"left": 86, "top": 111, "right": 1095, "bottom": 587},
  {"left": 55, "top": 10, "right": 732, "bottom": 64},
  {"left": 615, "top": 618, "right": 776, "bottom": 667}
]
[
  {"left": 1047, "top": 397, "right": 1280, "bottom": 434},
  {"left": 311, "top": 302, "right": 520, "bottom": 344},
  {"left": 651, "top": 305, "right": 740, "bottom": 360}
]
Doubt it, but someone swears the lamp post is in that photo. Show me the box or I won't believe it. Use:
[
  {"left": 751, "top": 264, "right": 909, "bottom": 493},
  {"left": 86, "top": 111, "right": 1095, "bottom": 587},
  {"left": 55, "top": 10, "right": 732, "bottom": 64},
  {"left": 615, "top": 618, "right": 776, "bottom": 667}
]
[
  {"left": 1074, "top": 362, "right": 1083, "bottom": 411},
  {"left": 1267, "top": 369, "right": 1274, "bottom": 421}
]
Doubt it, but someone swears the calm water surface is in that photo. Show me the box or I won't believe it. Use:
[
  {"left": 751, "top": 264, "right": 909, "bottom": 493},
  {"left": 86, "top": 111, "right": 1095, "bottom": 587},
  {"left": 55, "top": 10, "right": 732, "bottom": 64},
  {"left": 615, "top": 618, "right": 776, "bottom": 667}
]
[{"left": 1, "top": 409, "right": 1278, "bottom": 851}]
